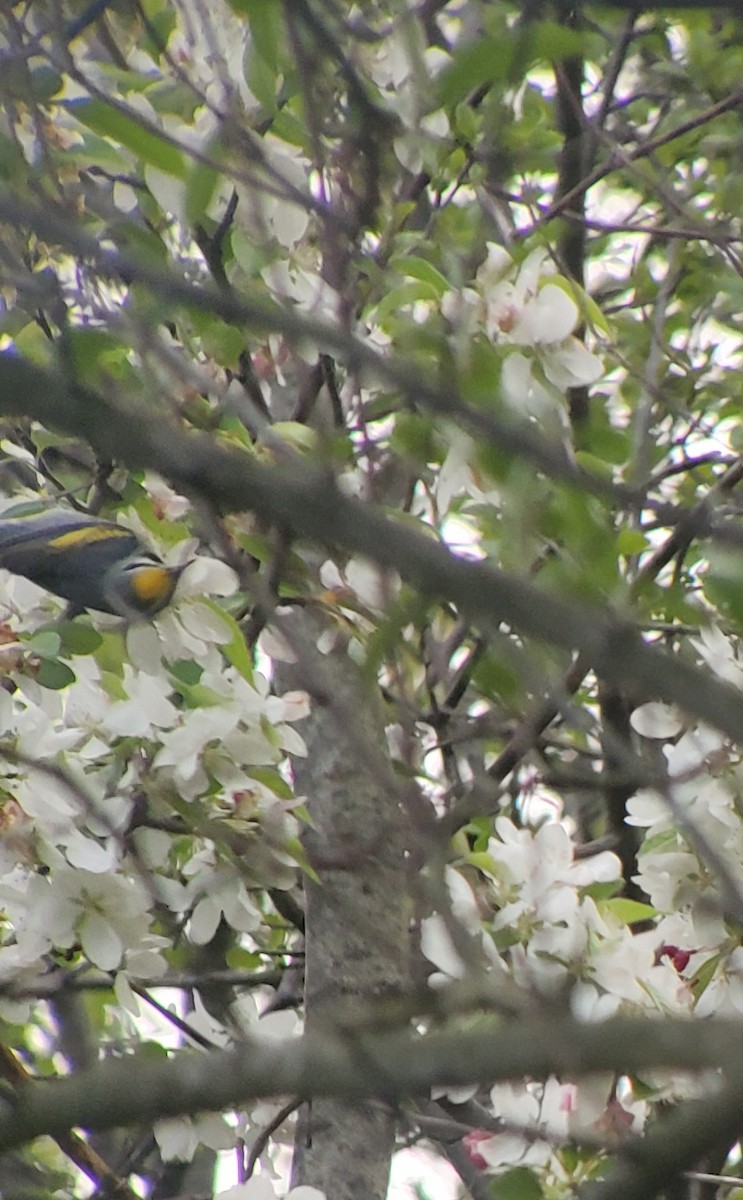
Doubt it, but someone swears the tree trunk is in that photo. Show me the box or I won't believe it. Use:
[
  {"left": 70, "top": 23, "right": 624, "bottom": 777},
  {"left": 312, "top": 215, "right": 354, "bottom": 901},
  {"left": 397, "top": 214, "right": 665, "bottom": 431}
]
[{"left": 276, "top": 610, "right": 411, "bottom": 1200}]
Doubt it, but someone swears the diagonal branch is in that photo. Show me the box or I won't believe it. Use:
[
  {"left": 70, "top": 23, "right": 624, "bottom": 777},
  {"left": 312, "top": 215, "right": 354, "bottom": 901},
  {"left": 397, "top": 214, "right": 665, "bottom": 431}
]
[
  {"left": 0, "top": 191, "right": 633, "bottom": 507},
  {"left": 0, "top": 357, "right": 742, "bottom": 746}
]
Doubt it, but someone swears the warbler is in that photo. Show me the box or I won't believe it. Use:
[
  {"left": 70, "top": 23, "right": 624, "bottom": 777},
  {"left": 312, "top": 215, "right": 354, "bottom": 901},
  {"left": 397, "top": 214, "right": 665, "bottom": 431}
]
[{"left": 0, "top": 507, "right": 186, "bottom": 619}]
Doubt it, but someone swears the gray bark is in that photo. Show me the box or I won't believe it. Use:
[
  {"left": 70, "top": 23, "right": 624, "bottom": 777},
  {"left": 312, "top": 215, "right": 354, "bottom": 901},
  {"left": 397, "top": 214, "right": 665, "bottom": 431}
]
[{"left": 275, "top": 610, "right": 411, "bottom": 1200}]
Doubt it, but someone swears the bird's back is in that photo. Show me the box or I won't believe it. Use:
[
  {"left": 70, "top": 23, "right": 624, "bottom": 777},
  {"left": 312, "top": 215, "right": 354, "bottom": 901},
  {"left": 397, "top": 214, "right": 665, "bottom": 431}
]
[{"left": 0, "top": 509, "right": 140, "bottom": 610}]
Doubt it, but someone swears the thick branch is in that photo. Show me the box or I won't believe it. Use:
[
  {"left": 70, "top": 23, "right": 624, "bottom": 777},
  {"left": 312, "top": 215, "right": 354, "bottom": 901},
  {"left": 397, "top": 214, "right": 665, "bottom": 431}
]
[
  {"left": 0, "top": 358, "right": 742, "bottom": 744},
  {"left": 583, "top": 1069, "right": 743, "bottom": 1200},
  {"left": 0, "top": 192, "right": 630, "bottom": 506},
  {"left": 0, "top": 1015, "right": 739, "bottom": 1153}
]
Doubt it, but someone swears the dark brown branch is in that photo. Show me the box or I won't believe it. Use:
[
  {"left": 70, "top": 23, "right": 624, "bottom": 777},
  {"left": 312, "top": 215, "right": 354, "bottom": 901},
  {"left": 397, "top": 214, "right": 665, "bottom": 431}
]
[
  {"left": 597, "top": 682, "right": 645, "bottom": 904},
  {"left": 524, "top": 86, "right": 743, "bottom": 234},
  {"left": 582, "top": 1069, "right": 743, "bottom": 1200},
  {"left": 553, "top": 10, "right": 589, "bottom": 423}
]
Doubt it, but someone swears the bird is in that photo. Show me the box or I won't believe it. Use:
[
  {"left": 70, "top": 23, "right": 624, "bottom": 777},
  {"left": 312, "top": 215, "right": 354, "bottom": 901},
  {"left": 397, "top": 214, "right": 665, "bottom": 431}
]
[{"left": 0, "top": 507, "right": 186, "bottom": 619}]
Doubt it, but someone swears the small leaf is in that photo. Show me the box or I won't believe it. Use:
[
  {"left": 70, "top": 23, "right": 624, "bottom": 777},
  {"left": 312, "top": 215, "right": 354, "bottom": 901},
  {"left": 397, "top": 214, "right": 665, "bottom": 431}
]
[
  {"left": 169, "top": 659, "right": 203, "bottom": 686},
  {"left": 465, "top": 851, "right": 499, "bottom": 876},
  {"left": 185, "top": 159, "right": 222, "bottom": 225},
  {"left": 270, "top": 422, "right": 320, "bottom": 454},
  {"left": 692, "top": 953, "right": 721, "bottom": 1000},
  {"left": 36, "top": 658, "right": 76, "bottom": 690},
  {"left": 27, "top": 630, "right": 61, "bottom": 658},
  {"left": 601, "top": 898, "right": 659, "bottom": 925},
  {"left": 57, "top": 621, "right": 103, "bottom": 655},
  {"left": 284, "top": 836, "right": 320, "bottom": 883},
  {"left": 199, "top": 599, "right": 254, "bottom": 683},
  {"left": 390, "top": 255, "right": 450, "bottom": 296},
  {"left": 376, "top": 280, "right": 440, "bottom": 322},
  {"left": 437, "top": 40, "right": 512, "bottom": 107},
  {"left": 100, "top": 670, "right": 128, "bottom": 701},
  {"left": 247, "top": 766, "right": 293, "bottom": 800},
  {"left": 226, "top": 945, "right": 263, "bottom": 970},
  {"left": 291, "top": 803, "right": 315, "bottom": 829},
  {"left": 702, "top": 550, "right": 743, "bottom": 624},
  {"left": 583, "top": 292, "right": 610, "bottom": 333},
  {"left": 67, "top": 98, "right": 186, "bottom": 177},
  {"left": 493, "top": 1167, "right": 544, "bottom": 1200},
  {"left": 171, "top": 679, "right": 225, "bottom": 709}
]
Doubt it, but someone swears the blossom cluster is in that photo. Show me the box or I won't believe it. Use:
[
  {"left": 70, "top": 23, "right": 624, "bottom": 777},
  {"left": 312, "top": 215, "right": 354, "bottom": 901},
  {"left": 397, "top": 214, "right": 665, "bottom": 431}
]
[
  {"left": 421, "top": 622, "right": 743, "bottom": 1187},
  {"left": 0, "top": 535, "right": 308, "bottom": 1003},
  {"left": 434, "top": 247, "right": 604, "bottom": 518}
]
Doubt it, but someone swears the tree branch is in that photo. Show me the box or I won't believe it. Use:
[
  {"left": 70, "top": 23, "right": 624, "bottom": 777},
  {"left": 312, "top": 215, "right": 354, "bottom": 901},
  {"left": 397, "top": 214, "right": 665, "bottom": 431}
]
[
  {"left": 0, "top": 357, "right": 742, "bottom": 745},
  {"left": 0, "top": 1015, "right": 740, "bottom": 1154},
  {"left": 0, "top": 192, "right": 632, "bottom": 506}
]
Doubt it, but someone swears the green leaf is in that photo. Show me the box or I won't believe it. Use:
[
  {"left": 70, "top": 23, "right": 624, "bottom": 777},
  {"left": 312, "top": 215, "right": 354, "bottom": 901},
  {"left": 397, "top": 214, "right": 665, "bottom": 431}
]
[
  {"left": 36, "top": 658, "right": 76, "bottom": 690},
  {"left": 493, "top": 1167, "right": 543, "bottom": 1200},
  {"left": 601, "top": 898, "right": 659, "bottom": 925},
  {"left": 226, "top": 945, "right": 264, "bottom": 970},
  {"left": 584, "top": 416, "right": 630, "bottom": 466},
  {"left": 131, "top": 1040, "right": 170, "bottom": 1062},
  {"left": 437, "top": 39, "right": 513, "bottom": 107},
  {"left": 56, "top": 622, "right": 103, "bottom": 656},
  {"left": 198, "top": 599, "right": 254, "bottom": 683},
  {"left": 292, "top": 803, "right": 315, "bottom": 829},
  {"left": 185, "top": 159, "right": 222, "bottom": 225},
  {"left": 465, "top": 851, "right": 499, "bottom": 875},
  {"left": 13, "top": 322, "right": 55, "bottom": 366},
  {"left": 462, "top": 337, "right": 504, "bottom": 407},
  {"left": 573, "top": 450, "right": 614, "bottom": 481},
  {"left": 271, "top": 422, "right": 320, "bottom": 454},
  {"left": 640, "top": 828, "right": 683, "bottom": 858},
  {"left": 171, "top": 678, "right": 225, "bottom": 708},
  {"left": 702, "top": 549, "right": 743, "bottom": 624},
  {"left": 100, "top": 670, "right": 128, "bottom": 701},
  {"left": 245, "top": 40, "right": 279, "bottom": 110},
  {"left": 66, "top": 328, "right": 132, "bottom": 386},
  {"left": 252, "top": 1, "right": 282, "bottom": 71},
  {"left": 472, "top": 652, "right": 520, "bottom": 705},
  {"left": 0, "top": 134, "right": 26, "bottom": 185},
  {"left": 27, "top": 630, "right": 61, "bottom": 659},
  {"left": 583, "top": 292, "right": 610, "bottom": 334},
  {"left": 247, "top": 766, "right": 293, "bottom": 800},
  {"left": 692, "top": 953, "right": 720, "bottom": 1001},
  {"left": 169, "top": 659, "right": 203, "bottom": 686},
  {"left": 107, "top": 217, "right": 170, "bottom": 264},
  {"left": 284, "top": 836, "right": 321, "bottom": 883},
  {"left": 375, "top": 281, "right": 441, "bottom": 323},
  {"left": 616, "top": 528, "right": 649, "bottom": 556},
  {"left": 531, "top": 20, "right": 588, "bottom": 62},
  {"left": 581, "top": 880, "right": 621, "bottom": 902},
  {"left": 390, "top": 256, "right": 450, "bottom": 296},
  {"left": 67, "top": 98, "right": 186, "bottom": 177},
  {"left": 390, "top": 412, "right": 438, "bottom": 462},
  {"left": 204, "top": 321, "right": 246, "bottom": 368}
]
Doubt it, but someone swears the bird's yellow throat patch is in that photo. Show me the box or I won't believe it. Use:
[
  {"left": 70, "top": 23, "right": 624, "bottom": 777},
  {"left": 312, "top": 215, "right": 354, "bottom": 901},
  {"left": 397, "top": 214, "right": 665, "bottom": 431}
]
[{"left": 131, "top": 565, "right": 174, "bottom": 603}]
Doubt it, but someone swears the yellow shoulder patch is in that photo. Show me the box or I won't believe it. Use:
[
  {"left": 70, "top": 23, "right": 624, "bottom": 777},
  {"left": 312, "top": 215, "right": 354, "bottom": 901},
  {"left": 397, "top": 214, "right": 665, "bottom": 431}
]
[{"left": 49, "top": 526, "right": 131, "bottom": 550}]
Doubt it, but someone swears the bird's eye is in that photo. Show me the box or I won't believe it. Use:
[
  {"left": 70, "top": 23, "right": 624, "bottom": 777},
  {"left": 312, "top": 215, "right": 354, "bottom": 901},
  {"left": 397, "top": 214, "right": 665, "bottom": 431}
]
[{"left": 123, "top": 556, "right": 159, "bottom": 573}]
